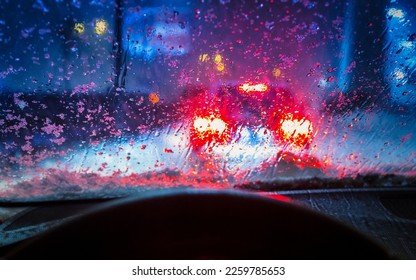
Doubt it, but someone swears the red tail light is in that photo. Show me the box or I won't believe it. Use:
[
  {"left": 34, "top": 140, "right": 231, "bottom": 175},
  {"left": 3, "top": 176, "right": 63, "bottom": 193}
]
[
  {"left": 275, "top": 113, "right": 314, "bottom": 147},
  {"left": 190, "top": 116, "right": 231, "bottom": 148}
]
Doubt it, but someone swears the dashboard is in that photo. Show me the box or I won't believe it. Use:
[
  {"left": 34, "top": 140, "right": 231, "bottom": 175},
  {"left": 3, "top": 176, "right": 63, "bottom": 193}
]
[{"left": 0, "top": 187, "right": 415, "bottom": 259}]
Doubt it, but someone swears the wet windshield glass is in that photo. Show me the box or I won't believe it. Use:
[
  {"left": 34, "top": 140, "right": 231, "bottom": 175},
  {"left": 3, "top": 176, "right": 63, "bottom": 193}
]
[{"left": 0, "top": 0, "right": 415, "bottom": 200}]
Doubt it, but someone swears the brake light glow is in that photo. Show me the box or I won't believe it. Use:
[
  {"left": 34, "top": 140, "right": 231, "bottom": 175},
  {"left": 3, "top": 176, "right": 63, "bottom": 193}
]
[
  {"left": 199, "top": 53, "right": 209, "bottom": 62},
  {"left": 193, "top": 118, "right": 210, "bottom": 132},
  {"left": 210, "top": 118, "right": 227, "bottom": 133},
  {"left": 238, "top": 83, "right": 268, "bottom": 93},
  {"left": 193, "top": 117, "right": 227, "bottom": 134},
  {"left": 279, "top": 114, "right": 313, "bottom": 146},
  {"left": 191, "top": 116, "right": 229, "bottom": 147}
]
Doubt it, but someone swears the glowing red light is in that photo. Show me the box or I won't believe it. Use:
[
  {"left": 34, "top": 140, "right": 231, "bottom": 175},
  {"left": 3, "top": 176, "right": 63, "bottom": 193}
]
[
  {"left": 261, "top": 193, "right": 293, "bottom": 203},
  {"left": 193, "top": 117, "right": 210, "bottom": 133},
  {"left": 277, "top": 151, "right": 324, "bottom": 169},
  {"left": 190, "top": 116, "right": 230, "bottom": 147},
  {"left": 238, "top": 83, "right": 268, "bottom": 93},
  {"left": 277, "top": 114, "right": 314, "bottom": 147}
]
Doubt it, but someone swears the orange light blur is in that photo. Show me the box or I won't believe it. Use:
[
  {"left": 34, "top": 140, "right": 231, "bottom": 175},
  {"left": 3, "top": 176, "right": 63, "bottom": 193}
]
[
  {"left": 94, "top": 19, "right": 108, "bottom": 35},
  {"left": 216, "top": 62, "right": 225, "bottom": 72},
  {"left": 74, "top": 23, "right": 85, "bottom": 34},
  {"left": 238, "top": 83, "right": 268, "bottom": 93},
  {"left": 279, "top": 114, "right": 313, "bottom": 146},
  {"left": 148, "top": 93, "right": 160, "bottom": 104},
  {"left": 272, "top": 67, "right": 281, "bottom": 78},
  {"left": 214, "top": 54, "right": 225, "bottom": 72}
]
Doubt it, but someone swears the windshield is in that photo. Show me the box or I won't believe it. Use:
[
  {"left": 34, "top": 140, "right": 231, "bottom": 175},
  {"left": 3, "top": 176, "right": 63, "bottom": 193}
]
[{"left": 1, "top": 0, "right": 415, "bottom": 201}]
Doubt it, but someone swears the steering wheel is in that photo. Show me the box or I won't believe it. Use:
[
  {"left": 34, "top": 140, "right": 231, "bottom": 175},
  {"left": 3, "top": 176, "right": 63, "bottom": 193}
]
[{"left": 6, "top": 189, "right": 389, "bottom": 259}]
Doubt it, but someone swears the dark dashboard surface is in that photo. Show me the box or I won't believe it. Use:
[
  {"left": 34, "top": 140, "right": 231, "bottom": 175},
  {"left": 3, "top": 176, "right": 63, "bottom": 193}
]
[
  {"left": 0, "top": 188, "right": 415, "bottom": 259},
  {"left": 282, "top": 188, "right": 416, "bottom": 259}
]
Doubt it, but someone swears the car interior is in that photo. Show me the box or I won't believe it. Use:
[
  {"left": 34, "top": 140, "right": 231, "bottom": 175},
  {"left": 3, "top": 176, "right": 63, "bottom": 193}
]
[{"left": 0, "top": 0, "right": 415, "bottom": 259}]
